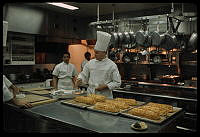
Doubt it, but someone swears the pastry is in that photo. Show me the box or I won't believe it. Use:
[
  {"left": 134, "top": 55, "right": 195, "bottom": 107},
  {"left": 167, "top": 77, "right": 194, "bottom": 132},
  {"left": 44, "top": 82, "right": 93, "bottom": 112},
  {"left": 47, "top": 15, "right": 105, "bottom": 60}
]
[
  {"left": 128, "top": 107, "right": 161, "bottom": 120},
  {"left": 105, "top": 99, "right": 130, "bottom": 110},
  {"left": 88, "top": 94, "right": 106, "bottom": 102},
  {"left": 146, "top": 102, "right": 173, "bottom": 113},
  {"left": 94, "top": 102, "right": 120, "bottom": 113},
  {"left": 74, "top": 96, "right": 96, "bottom": 105},
  {"left": 114, "top": 97, "right": 137, "bottom": 106},
  {"left": 139, "top": 105, "right": 168, "bottom": 116}
]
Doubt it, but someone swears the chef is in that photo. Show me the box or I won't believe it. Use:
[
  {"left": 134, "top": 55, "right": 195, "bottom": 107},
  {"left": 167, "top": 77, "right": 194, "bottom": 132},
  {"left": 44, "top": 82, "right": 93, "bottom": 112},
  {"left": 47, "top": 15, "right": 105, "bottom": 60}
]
[
  {"left": 81, "top": 52, "right": 91, "bottom": 71},
  {"left": 75, "top": 31, "right": 121, "bottom": 99},
  {"left": 3, "top": 75, "right": 32, "bottom": 108},
  {"left": 52, "top": 51, "right": 78, "bottom": 90}
]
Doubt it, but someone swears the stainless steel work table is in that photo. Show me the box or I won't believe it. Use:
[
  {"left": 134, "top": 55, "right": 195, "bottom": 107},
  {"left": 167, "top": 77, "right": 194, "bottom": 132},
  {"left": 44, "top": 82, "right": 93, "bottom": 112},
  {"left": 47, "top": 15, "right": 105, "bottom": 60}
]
[{"left": 4, "top": 100, "right": 184, "bottom": 133}]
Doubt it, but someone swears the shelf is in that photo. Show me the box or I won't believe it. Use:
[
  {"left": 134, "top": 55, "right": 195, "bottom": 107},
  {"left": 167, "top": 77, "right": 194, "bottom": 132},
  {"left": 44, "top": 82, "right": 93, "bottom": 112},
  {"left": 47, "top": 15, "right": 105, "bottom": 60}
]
[{"left": 115, "top": 61, "right": 178, "bottom": 66}]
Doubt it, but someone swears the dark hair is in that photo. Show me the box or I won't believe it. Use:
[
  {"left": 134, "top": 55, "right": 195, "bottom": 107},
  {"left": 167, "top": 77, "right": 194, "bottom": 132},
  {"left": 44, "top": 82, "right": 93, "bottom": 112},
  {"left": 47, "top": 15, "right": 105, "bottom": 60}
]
[
  {"left": 84, "top": 52, "right": 91, "bottom": 58},
  {"left": 63, "top": 51, "right": 70, "bottom": 57}
]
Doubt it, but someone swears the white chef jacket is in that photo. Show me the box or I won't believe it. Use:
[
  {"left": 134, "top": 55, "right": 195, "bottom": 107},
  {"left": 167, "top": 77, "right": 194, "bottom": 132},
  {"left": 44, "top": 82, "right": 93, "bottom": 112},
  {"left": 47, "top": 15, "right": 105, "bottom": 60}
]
[
  {"left": 81, "top": 59, "right": 89, "bottom": 71},
  {"left": 77, "top": 57, "right": 121, "bottom": 99},
  {"left": 3, "top": 75, "right": 14, "bottom": 102},
  {"left": 52, "top": 62, "right": 77, "bottom": 90}
]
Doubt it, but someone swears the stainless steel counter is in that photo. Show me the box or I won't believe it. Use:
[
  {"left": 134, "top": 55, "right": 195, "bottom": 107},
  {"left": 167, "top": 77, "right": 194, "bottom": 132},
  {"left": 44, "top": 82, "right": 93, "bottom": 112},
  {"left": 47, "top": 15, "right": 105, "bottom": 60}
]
[{"left": 4, "top": 100, "right": 184, "bottom": 133}]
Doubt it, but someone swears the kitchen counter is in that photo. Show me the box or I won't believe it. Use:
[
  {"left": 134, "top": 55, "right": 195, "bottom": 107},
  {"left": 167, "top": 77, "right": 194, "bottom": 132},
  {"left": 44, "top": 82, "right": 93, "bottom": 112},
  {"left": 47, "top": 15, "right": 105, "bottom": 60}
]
[
  {"left": 122, "top": 80, "right": 197, "bottom": 90},
  {"left": 4, "top": 99, "right": 184, "bottom": 133}
]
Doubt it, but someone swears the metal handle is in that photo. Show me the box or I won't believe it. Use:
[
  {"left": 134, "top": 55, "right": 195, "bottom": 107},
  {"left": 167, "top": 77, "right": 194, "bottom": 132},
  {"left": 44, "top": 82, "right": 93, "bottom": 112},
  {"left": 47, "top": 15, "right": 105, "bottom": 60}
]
[
  {"left": 185, "top": 112, "right": 197, "bottom": 116},
  {"left": 176, "top": 126, "right": 196, "bottom": 132}
]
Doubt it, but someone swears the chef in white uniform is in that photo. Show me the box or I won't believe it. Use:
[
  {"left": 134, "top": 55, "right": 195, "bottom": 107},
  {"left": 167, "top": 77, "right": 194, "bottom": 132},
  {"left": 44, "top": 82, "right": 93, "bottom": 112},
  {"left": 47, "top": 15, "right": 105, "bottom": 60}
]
[
  {"left": 3, "top": 75, "right": 32, "bottom": 108},
  {"left": 81, "top": 52, "right": 91, "bottom": 71},
  {"left": 52, "top": 51, "right": 78, "bottom": 90},
  {"left": 75, "top": 31, "right": 121, "bottom": 99}
]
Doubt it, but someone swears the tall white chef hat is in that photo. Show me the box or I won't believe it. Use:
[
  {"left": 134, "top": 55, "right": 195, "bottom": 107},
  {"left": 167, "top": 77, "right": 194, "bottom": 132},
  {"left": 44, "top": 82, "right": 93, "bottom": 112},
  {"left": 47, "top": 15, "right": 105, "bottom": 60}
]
[{"left": 94, "top": 31, "right": 111, "bottom": 51}]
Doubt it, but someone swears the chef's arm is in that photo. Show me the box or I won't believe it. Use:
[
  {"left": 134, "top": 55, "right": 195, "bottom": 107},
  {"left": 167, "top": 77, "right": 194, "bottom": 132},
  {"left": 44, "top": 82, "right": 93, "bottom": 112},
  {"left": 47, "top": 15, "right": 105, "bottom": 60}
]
[
  {"left": 52, "top": 75, "right": 58, "bottom": 90},
  {"left": 72, "top": 76, "right": 77, "bottom": 88},
  {"left": 9, "top": 84, "right": 20, "bottom": 97},
  {"left": 75, "top": 63, "right": 90, "bottom": 88}
]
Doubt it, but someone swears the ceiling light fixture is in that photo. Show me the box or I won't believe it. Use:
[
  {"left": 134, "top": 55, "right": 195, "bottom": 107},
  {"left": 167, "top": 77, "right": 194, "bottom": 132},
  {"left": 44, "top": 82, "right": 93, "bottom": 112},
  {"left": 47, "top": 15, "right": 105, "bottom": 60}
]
[{"left": 47, "top": 2, "right": 79, "bottom": 10}]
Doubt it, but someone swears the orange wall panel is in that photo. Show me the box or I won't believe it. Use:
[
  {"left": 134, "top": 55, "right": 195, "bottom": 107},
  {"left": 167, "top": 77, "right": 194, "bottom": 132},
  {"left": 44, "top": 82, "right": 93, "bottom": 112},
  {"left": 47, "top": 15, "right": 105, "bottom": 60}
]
[{"left": 68, "top": 44, "right": 94, "bottom": 73}]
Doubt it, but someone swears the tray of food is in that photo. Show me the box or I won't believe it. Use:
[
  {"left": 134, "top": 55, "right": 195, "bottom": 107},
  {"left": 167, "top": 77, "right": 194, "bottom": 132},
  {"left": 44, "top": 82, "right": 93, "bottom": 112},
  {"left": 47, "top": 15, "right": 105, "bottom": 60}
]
[
  {"left": 120, "top": 102, "right": 183, "bottom": 124},
  {"left": 86, "top": 97, "right": 146, "bottom": 115}
]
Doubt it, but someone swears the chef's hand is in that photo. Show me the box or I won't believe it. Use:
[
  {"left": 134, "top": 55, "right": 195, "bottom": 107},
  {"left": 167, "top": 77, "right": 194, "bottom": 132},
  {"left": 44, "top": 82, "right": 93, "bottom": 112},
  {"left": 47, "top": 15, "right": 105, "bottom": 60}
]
[
  {"left": 12, "top": 98, "right": 33, "bottom": 108},
  {"left": 75, "top": 78, "right": 82, "bottom": 88},
  {"left": 95, "top": 84, "right": 108, "bottom": 91}
]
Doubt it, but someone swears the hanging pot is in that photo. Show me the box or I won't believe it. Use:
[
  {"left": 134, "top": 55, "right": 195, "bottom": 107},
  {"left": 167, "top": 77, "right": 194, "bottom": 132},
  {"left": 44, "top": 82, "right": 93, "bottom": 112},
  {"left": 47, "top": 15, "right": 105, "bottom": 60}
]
[
  {"left": 135, "top": 30, "right": 149, "bottom": 48},
  {"left": 110, "top": 32, "right": 119, "bottom": 48},
  {"left": 187, "top": 32, "right": 197, "bottom": 52},
  {"left": 135, "top": 30, "right": 145, "bottom": 46},
  {"left": 128, "top": 32, "right": 136, "bottom": 49},
  {"left": 160, "top": 32, "right": 177, "bottom": 50},
  {"left": 150, "top": 31, "right": 162, "bottom": 47},
  {"left": 118, "top": 32, "right": 124, "bottom": 45},
  {"left": 123, "top": 32, "right": 131, "bottom": 44}
]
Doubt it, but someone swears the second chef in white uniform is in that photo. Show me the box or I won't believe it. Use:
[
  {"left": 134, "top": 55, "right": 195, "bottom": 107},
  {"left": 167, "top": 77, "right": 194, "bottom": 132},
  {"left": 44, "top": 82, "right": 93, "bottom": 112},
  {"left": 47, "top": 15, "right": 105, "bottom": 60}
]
[
  {"left": 52, "top": 52, "right": 78, "bottom": 90},
  {"left": 75, "top": 31, "right": 121, "bottom": 99}
]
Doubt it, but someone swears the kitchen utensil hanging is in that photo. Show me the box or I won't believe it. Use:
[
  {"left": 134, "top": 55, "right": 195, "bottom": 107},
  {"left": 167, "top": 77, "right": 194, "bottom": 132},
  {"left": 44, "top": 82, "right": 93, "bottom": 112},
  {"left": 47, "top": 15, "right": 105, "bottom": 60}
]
[
  {"left": 129, "top": 22, "right": 136, "bottom": 49},
  {"left": 135, "top": 30, "right": 149, "bottom": 48}
]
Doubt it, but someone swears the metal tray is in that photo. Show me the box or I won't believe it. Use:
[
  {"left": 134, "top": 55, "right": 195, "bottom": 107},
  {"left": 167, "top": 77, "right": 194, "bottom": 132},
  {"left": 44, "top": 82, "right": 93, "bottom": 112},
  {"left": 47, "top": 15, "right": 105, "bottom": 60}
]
[
  {"left": 120, "top": 106, "right": 182, "bottom": 124},
  {"left": 61, "top": 99, "right": 91, "bottom": 109}
]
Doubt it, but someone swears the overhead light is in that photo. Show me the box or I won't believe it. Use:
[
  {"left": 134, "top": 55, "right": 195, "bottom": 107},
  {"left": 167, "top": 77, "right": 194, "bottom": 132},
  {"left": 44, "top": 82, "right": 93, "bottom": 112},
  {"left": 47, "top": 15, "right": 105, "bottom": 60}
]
[{"left": 47, "top": 2, "right": 79, "bottom": 10}]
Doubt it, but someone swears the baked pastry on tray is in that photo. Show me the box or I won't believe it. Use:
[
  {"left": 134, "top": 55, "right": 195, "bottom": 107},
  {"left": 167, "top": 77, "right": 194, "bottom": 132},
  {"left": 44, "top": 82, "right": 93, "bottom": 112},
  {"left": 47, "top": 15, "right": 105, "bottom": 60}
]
[
  {"left": 139, "top": 105, "right": 168, "bottom": 116},
  {"left": 74, "top": 96, "right": 96, "bottom": 105},
  {"left": 128, "top": 107, "right": 161, "bottom": 120},
  {"left": 88, "top": 94, "right": 106, "bottom": 102},
  {"left": 146, "top": 102, "right": 173, "bottom": 113},
  {"left": 114, "top": 98, "right": 137, "bottom": 106},
  {"left": 94, "top": 102, "right": 120, "bottom": 113},
  {"left": 105, "top": 99, "right": 130, "bottom": 110}
]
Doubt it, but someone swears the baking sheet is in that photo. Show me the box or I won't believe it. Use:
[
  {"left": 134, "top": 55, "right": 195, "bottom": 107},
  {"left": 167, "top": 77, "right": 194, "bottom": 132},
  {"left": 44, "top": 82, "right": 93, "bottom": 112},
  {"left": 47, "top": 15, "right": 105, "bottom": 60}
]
[
  {"left": 16, "top": 94, "right": 51, "bottom": 103},
  {"left": 61, "top": 99, "right": 91, "bottom": 108},
  {"left": 120, "top": 107, "right": 182, "bottom": 124}
]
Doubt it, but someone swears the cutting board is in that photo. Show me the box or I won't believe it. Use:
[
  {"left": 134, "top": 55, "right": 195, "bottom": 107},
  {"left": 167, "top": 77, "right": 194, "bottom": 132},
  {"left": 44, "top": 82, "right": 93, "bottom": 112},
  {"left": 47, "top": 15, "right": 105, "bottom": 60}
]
[
  {"left": 27, "top": 90, "right": 51, "bottom": 95},
  {"left": 16, "top": 94, "right": 57, "bottom": 107},
  {"left": 20, "top": 87, "right": 52, "bottom": 92}
]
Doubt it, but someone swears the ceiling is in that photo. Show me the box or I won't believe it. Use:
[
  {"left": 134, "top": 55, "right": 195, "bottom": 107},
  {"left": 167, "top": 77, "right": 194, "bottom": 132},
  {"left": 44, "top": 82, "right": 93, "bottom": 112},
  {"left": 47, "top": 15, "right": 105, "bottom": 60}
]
[
  {"left": 23, "top": 3, "right": 172, "bottom": 17},
  {"left": 23, "top": 3, "right": 196, "bottom": 18}
]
